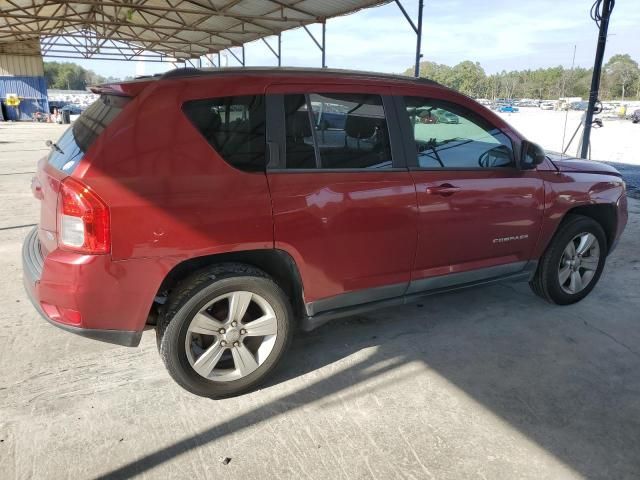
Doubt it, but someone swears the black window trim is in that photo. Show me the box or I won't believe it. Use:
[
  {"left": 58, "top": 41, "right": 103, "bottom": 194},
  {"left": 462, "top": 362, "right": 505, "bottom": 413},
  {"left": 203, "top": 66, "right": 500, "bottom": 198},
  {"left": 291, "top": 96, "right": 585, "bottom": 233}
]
[
  {"left": 393, "top": 95, "right": 519, "bottom": 171},
  {"left": 266, "top": 92, "right": 407, "bottom": 172}
]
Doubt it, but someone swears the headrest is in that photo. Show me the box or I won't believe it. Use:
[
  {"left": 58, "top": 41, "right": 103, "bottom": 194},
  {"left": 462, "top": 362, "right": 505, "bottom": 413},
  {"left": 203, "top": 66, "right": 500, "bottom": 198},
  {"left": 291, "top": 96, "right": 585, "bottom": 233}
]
[
  {"left": 287, "top": 110, "right": 312, "bottom": 138},
  {"left": 345, "top": 114, "right": 381, "bottom": 138},
  {"left": 186, "top": 103, "right": 221, "bottom": 133}
]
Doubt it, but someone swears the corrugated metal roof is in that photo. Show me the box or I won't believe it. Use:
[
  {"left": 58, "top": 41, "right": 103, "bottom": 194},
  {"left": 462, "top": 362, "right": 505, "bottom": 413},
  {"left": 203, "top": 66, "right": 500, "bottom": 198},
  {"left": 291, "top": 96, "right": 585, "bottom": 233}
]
[
  {"left": 0, "top": 76, "right": 48, "bottom": 99},
  {"left": 0, "top": 54, "right": 44, "bottom": 76},
  {"left": 0, "top": 1, "right": 391, "bottom": 61}
]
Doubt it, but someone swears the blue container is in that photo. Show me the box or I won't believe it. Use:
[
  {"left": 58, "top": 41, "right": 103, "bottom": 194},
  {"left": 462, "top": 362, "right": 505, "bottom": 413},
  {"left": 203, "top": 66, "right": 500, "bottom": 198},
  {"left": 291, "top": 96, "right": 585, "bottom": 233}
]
[{"left": 0, "top": 75, "right": 49, "bottom": 120}]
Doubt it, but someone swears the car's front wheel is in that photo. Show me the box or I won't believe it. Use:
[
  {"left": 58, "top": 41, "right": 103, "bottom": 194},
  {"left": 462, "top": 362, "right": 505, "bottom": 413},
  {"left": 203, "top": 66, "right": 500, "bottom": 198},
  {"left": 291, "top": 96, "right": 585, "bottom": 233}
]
[
  {"left": 157, "top": 264, "right": 293, "bottom": 398},
  {"left": 530, "top": 215, "right": 607, "bottom": 305}
]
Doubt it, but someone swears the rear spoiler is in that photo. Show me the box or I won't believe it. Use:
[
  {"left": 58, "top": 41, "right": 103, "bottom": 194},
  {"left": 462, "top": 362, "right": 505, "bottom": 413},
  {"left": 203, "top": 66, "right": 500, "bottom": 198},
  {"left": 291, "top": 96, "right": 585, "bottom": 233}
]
[{"left": 89, "top": 79, "right": 152, "bottom": 97}]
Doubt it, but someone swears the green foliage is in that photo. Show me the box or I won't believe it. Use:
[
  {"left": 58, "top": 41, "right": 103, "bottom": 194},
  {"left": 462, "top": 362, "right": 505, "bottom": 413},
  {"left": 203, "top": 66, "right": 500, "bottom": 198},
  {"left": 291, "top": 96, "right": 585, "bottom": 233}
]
[
  {"left": 604, "top": 54, "right": 639, "bottom": 101},
  {"left": 404, "top": 54, "right": 640, "bottom": 100},
  {"left": 43, "top": 62, "right": 121, "bottom": 90}
]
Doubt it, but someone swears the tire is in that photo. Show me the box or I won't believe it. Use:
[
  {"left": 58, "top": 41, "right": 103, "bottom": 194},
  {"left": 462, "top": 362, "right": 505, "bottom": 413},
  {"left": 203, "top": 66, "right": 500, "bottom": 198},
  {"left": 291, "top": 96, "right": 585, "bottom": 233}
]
[
  {"left": 530, "top": 215, "right": 607, "bottom": 305},
  {"left": 156, "top": 263, "right": 293, "bottom": 398}
]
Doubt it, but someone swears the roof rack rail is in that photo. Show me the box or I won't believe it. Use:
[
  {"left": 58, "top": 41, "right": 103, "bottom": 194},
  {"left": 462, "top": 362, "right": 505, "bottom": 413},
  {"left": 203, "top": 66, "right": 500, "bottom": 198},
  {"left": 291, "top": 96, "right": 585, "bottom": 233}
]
[
  {"left": 154, "top": 66, "right": 441, "bottom": 86},
  {"left": 160, "top": 67, "right": 208, "bottom": 80}
]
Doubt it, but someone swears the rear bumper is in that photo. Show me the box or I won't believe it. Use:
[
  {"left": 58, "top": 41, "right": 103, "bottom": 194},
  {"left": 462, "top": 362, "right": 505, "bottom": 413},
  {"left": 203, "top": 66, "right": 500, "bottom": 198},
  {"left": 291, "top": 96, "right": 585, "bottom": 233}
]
[{"left": 22, "top": 227, "right": 143, "bottom": 347}]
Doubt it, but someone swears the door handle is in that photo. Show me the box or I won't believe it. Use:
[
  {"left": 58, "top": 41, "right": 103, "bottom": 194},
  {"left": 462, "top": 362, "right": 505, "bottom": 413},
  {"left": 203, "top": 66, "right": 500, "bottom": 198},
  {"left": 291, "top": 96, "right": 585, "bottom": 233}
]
[{"left": 426, "top": 183, "right": 461, "bottom": 196}]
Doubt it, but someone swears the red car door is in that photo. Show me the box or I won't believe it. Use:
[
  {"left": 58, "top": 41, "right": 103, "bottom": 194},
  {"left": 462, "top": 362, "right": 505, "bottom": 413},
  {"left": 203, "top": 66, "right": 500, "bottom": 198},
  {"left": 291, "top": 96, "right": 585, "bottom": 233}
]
[
  {"left": 265, "top": 85, "right": 417, "bottom": 314},
  {"left": 392, "top": 91, "right": 544, "bottom": 292}
]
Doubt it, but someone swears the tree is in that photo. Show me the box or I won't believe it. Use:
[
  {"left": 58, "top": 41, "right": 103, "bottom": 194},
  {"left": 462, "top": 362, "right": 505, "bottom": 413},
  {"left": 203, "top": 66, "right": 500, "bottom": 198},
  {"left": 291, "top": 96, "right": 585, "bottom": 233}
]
[
  {"left": 44, "top": 61, "right": 116, "bottom": 90},
  {"left": 604, "top": 54, "right": 639, "bottom": 101},
  {"left": 449, "top": 61, "right": 485, "bottom": 97},
  {"left": 404, "top": 54, "right": 640, "bottom": 101}
]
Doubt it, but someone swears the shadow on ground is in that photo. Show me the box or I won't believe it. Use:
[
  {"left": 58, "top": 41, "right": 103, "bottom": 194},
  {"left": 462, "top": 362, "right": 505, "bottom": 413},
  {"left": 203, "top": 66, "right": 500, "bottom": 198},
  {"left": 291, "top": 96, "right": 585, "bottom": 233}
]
[{"left": 96, "top": 278, "right": 640, "bottom": 480}]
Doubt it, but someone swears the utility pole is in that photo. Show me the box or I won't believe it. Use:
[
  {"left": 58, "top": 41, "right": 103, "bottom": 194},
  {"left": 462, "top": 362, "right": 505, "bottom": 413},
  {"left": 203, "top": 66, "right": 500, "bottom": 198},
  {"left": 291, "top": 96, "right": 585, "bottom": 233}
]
[{"left": 581, "top": 0, "right": 614, "bottom": 159}]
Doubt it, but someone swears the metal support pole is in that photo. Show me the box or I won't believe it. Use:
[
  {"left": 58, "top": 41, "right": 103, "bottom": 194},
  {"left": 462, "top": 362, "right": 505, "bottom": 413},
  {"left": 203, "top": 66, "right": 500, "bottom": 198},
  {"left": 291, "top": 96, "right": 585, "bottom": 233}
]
[
  {"left": 261, "top": 35, "right": 281, "bottom": 66},
  {"left": 278, "top": 33, "right": 281, "bottom": 66},
  {"left": 321, "top": 21, "right": 326, "bottom": 68},
  {"left": 581, "top": 0, "right": 613, "bottom": 159},
  {"left": 227, "top": 47, "right": 245, "bottom": 66},
  {"left": 395, "top": 0, "right": 424, "bottom": 78},
  {"left": 218, "top": 52, "right": 221, "bottom": 68},
  {"left": 414, "top": 0, "right": 424, "bottom": 77},
  {"left": 303, "top": 23, "right": 325, "bottom": 68}
]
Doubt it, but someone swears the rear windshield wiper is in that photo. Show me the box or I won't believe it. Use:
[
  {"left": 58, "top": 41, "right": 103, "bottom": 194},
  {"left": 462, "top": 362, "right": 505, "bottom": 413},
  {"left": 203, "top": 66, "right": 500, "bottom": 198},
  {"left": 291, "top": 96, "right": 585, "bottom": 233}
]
[{"left": 45, "top": 140, "right": 64, "bottom": 155}]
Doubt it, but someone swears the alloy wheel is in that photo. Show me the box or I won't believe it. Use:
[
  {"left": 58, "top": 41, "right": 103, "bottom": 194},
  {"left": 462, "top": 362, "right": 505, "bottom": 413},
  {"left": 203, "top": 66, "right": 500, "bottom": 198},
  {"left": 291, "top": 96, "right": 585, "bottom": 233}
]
[
  {"left": 558, "top": 232, "right": 600, "bottom": 295},
  {"left": 185, "top": 291, "right": 278, "bottom": 382}
]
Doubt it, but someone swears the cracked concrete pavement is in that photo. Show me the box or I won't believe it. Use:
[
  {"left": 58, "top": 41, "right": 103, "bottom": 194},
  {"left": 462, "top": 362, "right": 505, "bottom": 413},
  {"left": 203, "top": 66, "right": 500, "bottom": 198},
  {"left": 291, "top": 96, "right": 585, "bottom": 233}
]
[{"left": 1, "top": 122, "right": 639, "bottom": 479}]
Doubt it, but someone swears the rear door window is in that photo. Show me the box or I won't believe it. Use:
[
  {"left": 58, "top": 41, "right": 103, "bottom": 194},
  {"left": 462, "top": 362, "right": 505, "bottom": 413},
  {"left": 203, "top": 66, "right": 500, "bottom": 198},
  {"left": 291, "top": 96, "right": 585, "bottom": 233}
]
[
  {"left": 281, "top": 93, "right": 393, "bottom": 170},
  {"left": 48, "top": 94, "right": 130, "bottom": 173},
  {"left": 182, "top": 95, "right": 267, "bottom": 172}
]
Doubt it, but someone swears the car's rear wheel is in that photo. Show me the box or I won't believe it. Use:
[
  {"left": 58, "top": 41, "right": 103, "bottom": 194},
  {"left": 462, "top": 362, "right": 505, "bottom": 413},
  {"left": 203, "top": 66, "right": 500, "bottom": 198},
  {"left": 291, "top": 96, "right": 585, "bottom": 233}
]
[
  {"left": 530, "top": 215, "right": 607, "bottom": 305},
  {"left": 157, "top": 264, "right": 293, "bottom": 398}
]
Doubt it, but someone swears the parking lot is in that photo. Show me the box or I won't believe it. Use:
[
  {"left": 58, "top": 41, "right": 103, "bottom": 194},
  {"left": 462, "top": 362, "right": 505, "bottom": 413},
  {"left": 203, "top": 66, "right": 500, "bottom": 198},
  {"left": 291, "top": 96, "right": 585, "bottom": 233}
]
[{"left": 1, "top": 121, "right": 639, "bottom": 479}]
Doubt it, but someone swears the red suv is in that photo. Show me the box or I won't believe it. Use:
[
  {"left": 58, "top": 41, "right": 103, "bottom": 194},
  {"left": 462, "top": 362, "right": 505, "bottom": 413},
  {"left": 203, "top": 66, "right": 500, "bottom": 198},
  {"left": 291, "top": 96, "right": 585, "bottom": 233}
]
[{"left": 23, "top": 68, "right": 628, "bottom": 397}]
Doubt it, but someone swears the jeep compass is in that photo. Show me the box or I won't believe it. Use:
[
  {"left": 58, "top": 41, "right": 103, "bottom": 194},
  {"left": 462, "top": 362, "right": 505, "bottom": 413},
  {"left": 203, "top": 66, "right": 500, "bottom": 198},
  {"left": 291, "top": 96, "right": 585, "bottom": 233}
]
[{"left": 23, "top": 67, "right": 628, "bottom": 397}]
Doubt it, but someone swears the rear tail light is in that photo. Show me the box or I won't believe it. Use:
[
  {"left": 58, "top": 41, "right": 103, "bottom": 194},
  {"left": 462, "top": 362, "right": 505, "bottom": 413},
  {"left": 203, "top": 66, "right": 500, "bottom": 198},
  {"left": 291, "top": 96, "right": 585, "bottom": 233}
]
[{"left": 57, "top": 177, "right": 110, "bottom": 254}]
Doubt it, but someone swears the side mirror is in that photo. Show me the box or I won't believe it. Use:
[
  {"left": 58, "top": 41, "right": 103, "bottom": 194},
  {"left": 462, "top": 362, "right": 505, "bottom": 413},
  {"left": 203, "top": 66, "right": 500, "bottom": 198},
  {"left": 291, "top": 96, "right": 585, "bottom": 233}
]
[{"left": 520, "top": 140, "right": 546, "bottom": 170}]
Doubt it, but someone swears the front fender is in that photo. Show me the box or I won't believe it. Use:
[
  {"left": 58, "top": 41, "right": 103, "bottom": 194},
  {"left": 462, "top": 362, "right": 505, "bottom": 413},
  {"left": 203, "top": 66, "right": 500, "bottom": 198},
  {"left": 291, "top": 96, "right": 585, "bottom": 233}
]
[{"left": 533, "top": 170, "right": 625, "bottom": 258}]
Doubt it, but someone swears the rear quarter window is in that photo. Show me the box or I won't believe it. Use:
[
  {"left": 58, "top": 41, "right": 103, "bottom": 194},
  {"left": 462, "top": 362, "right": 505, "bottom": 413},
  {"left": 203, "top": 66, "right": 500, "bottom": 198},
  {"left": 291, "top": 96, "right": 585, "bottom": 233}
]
[
  {"left": 48, "top": 94, "right": 130, "bottom": 173},
  {"left": 182, "top": 95, "right": 267, "bottom": 172}
]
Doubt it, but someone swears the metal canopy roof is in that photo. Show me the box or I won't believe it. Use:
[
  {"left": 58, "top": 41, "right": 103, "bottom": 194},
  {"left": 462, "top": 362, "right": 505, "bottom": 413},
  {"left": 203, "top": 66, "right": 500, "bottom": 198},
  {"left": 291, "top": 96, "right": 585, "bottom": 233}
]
[{"left": 0, "top": 0, "right": 390, "bottom": 62}]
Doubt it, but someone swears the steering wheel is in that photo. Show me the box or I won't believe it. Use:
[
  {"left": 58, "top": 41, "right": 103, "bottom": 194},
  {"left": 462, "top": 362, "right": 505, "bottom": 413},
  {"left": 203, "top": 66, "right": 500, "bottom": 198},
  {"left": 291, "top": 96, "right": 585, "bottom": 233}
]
[{"left": 478, "top": 151, "right": 491, "bottom": 168}]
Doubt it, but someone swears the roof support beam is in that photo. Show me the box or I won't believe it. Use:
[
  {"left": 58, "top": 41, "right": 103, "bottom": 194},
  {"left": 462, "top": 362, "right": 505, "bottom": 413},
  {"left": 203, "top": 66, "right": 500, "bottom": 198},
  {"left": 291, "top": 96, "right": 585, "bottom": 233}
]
[
  {"left": 226, "top": 45, "right": 245, "bottom": 66},
  {"left": 302, "top": 22, "right": 326, "bottom": 68},
  {"left": 0, "top": 0, "right": 391, "bottom": 63},
  {"left": 394, "top": 0, "right": 424, "bottom": 77},
  {"left": 261, "top": 33, "right": 281, "bottom": 66}
]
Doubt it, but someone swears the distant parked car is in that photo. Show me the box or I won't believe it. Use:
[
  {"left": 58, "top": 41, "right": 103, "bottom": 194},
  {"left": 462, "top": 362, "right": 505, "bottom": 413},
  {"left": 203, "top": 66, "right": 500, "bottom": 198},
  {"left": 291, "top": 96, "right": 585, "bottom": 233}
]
[
  {"left": 48, "top": 101, "right": 67, "bottom": 114},
  {"left": 432, "top": 108, "right": 459, "bottom": 124},
  {"left": 540, "top": 102, "right": 555, "bottom": 110},
  {"left": 569, "top": 101, "right": 589, "bottom": 111},
  {"left": 631, "top": 109, "right": 640, "bottom": 123},
  {"left": 498, "top": 104, "right": 519, "bottom": 113},
  {"left": 61, "top": 104, "right": 83, "bottom": 115},
  {"left": 55, "top": 104, "right": 84, "bottom": 124},
  {"left": 413, "top": 107, "right": 459, "bottom": 124},
  {"left": 516, "top": 100, "right": 538, "bottom": 107}
]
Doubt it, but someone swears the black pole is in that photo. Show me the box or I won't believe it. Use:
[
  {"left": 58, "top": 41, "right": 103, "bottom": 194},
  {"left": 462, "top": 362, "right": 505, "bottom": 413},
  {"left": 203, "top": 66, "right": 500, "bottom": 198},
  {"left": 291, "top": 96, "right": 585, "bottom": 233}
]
[
  {"left": 321, "top": 22, "right": 326, "bottom": 68},
  {"left": 580, "top": 0, "right": 613, "bottom": 159},
  {"left": 414, "top": 0, "right": 424, "bottom": 77}
]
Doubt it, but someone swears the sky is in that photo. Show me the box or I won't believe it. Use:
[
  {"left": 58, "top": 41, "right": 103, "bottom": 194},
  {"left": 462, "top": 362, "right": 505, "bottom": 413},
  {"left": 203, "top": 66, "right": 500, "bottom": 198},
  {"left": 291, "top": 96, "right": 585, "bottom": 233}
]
[{"left": 47, "top": 0, "right": 640, "bottom": 79}]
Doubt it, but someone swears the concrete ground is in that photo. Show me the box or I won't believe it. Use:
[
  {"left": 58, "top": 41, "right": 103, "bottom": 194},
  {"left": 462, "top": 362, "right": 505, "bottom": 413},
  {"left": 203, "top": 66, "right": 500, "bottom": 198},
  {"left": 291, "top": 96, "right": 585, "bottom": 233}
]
[{"left": 1, "top": 122, "right": 639, "bottom": 480}]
